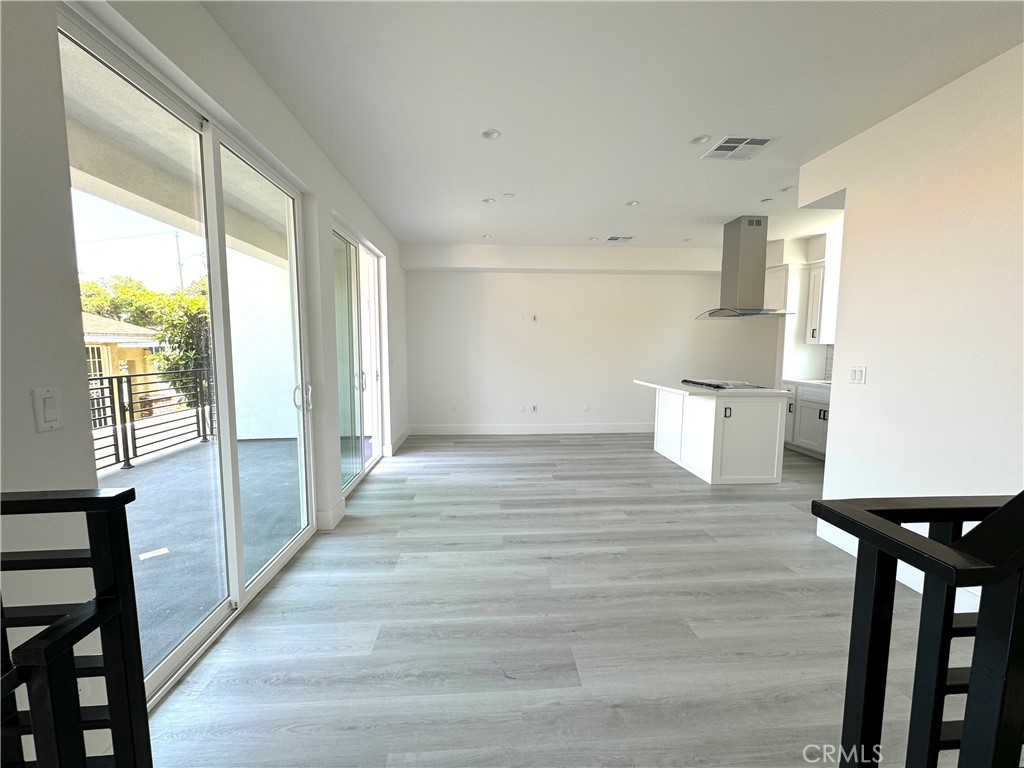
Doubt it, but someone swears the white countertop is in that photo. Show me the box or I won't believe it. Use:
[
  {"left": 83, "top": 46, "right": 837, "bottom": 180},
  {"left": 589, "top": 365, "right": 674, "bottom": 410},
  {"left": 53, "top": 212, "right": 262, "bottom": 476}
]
[
  {"left": 634, "top": 379, "right": 790, "bottom": 397},
  {"left": 783, "top": 379, "right": 832, "bottom": 387}
]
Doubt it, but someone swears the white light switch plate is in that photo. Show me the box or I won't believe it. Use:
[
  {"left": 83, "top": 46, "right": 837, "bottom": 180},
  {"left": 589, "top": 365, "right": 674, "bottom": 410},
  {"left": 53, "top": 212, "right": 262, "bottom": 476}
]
[
  {"left": 32, "top": 386, "right": 64, "bottom": 432},
  {"left": 849, "top": 366, "right": 867, "bottom": 385}
]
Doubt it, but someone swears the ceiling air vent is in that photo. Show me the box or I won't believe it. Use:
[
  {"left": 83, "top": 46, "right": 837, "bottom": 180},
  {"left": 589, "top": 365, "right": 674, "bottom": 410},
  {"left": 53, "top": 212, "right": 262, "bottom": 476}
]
[
  {"left": 701, "top": 136, "right": 777, "bottom": 161},
  {"left": 606, "top": 236, "right": 634, "bottom": 242}
]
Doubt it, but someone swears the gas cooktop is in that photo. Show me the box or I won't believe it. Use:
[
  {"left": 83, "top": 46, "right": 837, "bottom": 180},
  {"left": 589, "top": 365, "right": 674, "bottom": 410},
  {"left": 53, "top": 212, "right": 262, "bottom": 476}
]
[{"left": 679, "top": 379, "right": 769, "bottom": 390}]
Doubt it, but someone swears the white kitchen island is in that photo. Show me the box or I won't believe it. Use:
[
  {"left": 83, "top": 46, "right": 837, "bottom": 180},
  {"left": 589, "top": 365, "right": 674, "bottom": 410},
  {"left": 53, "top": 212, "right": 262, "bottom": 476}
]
[{"left": 634, "top": 379, "right": 789, "bottom": 484}]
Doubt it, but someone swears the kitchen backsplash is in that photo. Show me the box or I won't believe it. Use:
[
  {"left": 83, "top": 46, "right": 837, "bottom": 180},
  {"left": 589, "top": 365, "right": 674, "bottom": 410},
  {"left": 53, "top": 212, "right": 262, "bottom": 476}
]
[{"left": 824, "top": 345, "right": 834, "bottom": 381}]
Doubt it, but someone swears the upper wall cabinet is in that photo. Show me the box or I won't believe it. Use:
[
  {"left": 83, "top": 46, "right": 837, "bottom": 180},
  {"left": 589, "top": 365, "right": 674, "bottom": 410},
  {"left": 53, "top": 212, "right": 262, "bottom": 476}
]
[
  {"left": 805, "top": 262, "right": 825, "bottom": 344},
  {"left": 803, "top": 231, "right": 842, "bottom": 345}
]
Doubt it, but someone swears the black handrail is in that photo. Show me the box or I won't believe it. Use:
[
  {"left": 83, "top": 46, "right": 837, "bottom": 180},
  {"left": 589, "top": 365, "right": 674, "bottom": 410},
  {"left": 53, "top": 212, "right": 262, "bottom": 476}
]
[
  {"left": 1, "top": 488, "right": 152, "bottom": 768},
  {"left": 813, "top": 491, "right": 1024, "bottom": 768}
]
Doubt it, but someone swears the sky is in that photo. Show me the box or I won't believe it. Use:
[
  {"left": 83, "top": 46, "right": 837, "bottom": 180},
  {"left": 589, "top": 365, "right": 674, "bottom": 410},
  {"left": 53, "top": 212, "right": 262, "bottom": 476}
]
[{"left": 72, "top": 189, "right": 209, "bottom": 293}]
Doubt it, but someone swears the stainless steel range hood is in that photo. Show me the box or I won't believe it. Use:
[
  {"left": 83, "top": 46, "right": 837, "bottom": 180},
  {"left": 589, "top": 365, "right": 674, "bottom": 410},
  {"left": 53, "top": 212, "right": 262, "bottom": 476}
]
[{"left": 698, "top": 215, "right": 788, "bottom": 318}]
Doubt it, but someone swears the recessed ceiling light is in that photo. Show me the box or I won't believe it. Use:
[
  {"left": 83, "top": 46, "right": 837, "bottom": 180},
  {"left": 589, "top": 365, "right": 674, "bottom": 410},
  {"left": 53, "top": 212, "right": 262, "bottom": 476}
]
[
  {"left": 690, "top": 135, "right": 712, "bottom": 145},
  {"left": 589, "top": 237, "right": 599, "bottom": 241},
  {"left": 482, "top": 234, "right": 493, "bottom": 239},
  {"left": 626, "top": 200, "right": 640, "bottom": 206},
  {"left": 482, "top": 197, "right": 495, "bottom": 204},
  {"left": 682, "top": 238, "right": 692, "bottom": 242},
  {"left": 502, "top": 192, "right": 515, "bottom": 198},
  {"left": 760, "top": 198, "right": 774, "bottom": 204},
  {"left": 481, "top": 129, "right": 501, "bottom": 140},
  {"left": 779, "top": 185, "right": 797, "bottom": 193}
]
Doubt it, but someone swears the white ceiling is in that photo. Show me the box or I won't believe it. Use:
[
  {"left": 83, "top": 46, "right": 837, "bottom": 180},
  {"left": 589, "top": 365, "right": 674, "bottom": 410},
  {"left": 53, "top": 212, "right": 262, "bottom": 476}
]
[{"left": 203, "top": 1, "right": 1023, "bottom": 248}]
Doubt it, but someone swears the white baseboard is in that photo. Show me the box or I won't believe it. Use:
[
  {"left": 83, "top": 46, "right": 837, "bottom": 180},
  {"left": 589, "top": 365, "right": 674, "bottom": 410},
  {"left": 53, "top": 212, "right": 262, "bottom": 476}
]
[
  {"left": 408, "top": 422, "right": 654, "bottom": 436},
  {"left": 816, "top": 519, "right": 981, "bottom": 612},
  {"left": 384, "top": 427, "right": 410, "bottom": 457},
  {"left": 316, "top": 497, "right": 346, "bottom": 531}
]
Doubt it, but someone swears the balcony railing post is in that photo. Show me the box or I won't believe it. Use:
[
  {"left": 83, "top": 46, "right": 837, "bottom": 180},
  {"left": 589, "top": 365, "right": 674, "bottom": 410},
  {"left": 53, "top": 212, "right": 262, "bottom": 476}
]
[
  {"left": 116, "top": 376, "right": 134, "bottom": 469},
  {"left": 840, "top": 542, "right": 897, "bottom": 768},
  {"left": 197, "top": 370, "right": 209, "bottom": 442}
]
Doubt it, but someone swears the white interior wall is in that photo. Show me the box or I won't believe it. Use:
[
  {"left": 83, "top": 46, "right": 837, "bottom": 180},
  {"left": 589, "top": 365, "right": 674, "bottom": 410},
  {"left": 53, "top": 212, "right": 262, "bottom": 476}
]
[
  {"left": 800, "top": 44, "right": 1023, "bottom": 499},
  {"left": 799, "top": 45, "right": 1023, "bottom": 607},
  {"left": 405, "top": 264, "right": 781, "bottom": 434},
  {"left": 1, "top": 3, "right": 98, "bottom": 496},
  {"left": 0, "top": 2, "right": 97, "bottom": 551},
  {"left": 0, "top": 3, "right": 110, "bottom": 754}
]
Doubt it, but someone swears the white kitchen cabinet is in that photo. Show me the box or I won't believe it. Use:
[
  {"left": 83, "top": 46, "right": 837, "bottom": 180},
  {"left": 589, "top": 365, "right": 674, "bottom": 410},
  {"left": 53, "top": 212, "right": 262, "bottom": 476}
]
[
  {"left": 793, "top": 400, "right": 828, "bottom": 453},
  {"left": 714, "top": 397, "right": 787, "bottom": 483},
  {"left": 763, "top": 265, "right": 788, "bottom": 311},
  {"left": 805, "top": 261, "right": 825, "bottom": 344},
  {"left": 790, "top": 383, "right": 830, "bottom": 455}
]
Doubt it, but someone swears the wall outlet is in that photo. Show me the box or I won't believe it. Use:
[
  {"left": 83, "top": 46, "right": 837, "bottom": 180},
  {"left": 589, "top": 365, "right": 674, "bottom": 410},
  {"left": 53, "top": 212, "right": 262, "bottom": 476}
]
[
  {"left": 451, "top": 404, "right": 458, "bottom": 412},
  {"left": 531, "top": 405, "right": 538, "bottom": 413},
  {"left": 849, "top": 366, "right": 867, "bottom": 385},
  {"left": 583, "top": 403, "right": 590, "bottom": 412}
]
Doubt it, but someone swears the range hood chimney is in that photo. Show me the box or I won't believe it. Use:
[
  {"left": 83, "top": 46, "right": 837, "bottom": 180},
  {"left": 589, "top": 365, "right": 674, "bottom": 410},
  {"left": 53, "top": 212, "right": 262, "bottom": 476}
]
[{"left": 699, "top": 215, "right": 787, "bottom": 318}]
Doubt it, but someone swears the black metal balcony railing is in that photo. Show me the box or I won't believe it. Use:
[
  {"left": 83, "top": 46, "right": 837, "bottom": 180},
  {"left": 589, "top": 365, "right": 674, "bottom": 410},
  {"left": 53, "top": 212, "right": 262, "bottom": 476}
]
[{"left": 88, "top": 369, "right": 215, "bottom": 471}]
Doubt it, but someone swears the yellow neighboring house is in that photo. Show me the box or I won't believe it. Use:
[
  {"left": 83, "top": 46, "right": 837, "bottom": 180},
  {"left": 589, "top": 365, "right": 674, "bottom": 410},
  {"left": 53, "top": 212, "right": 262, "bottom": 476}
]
[{"left": 81, "top": 311, "right": 163, "bottom": 378}]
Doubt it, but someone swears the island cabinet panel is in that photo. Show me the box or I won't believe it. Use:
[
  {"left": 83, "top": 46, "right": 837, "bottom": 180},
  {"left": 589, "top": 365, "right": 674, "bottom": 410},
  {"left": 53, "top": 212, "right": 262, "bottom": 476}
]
[
  {"left": 714, "top": 398, "right": 786, "bottom": 483},
  {"left": 678, "top": 396, "right": 717, "bottom": 481},
  {"left": 653, "top": 388, "right": 684, "bottom": 463}
]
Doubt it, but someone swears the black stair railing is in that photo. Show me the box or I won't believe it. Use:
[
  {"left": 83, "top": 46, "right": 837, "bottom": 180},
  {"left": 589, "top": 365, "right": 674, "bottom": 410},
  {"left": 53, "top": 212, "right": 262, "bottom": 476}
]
[
  {"left": 813, "top": 491, "right": 1024, "bottom": 768},
  {"left": 1, "top": 488, "right": 151, "bottom": 768}
]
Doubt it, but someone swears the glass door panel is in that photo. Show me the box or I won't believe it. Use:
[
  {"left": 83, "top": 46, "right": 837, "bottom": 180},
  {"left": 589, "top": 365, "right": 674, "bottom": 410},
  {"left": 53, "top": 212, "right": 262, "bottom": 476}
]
[
  {"left": 334, "top": 233, "right": 363, "bottom": 487},
  {"left": 220, "top": 146, "right": 308, "bottom": 583},
  {"left": 59, "top": 33, "right": 228, "bottom": 676},
  {"left": 359, "top": 250, "right": 383, "bottom": 464}
]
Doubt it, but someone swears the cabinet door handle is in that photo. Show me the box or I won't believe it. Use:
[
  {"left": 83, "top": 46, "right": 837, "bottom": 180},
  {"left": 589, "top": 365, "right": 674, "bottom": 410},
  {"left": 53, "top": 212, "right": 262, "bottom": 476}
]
[
  {"left": 818, "top": 409, "right": 823, "bottom": 420},
  {"left": 823, "top": 409, "right": 829, "bottom": 421},
  {"left": 811, "top": 328, "right": 817, "bottom": 339},
  {"left": 788, "top": 403, "right": 794, "bottom": 413},
  {"left": 724, "top": 406, "right": 732, "bottom": 419}
]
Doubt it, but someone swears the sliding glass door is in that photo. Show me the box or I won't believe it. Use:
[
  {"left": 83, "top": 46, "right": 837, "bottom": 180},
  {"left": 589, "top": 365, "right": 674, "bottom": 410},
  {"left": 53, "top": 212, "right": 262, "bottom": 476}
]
[
  {"left": 59, "top": 22, "right": 313, "bottom": 693},
  {"left": 334, "top": 233, "right": 363, "bottom": 488},
  {"left": 220, "top": 146, "right": 309, "bottom": 583},
  {"left": 359, "top": 249, "right": 384, "bottom": 465},
  {"left": 59, "top": 32, "right": 230, "bottom": 677}
]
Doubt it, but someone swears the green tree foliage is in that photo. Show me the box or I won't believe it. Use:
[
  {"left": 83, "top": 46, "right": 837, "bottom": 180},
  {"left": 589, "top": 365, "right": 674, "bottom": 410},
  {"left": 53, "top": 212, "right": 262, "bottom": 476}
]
[
  {"left": 79, "top": 276, "right": 164, "bottom": 328},
  {"left": 151, "top": 278, "right": 212, "bottom": 374},
  {"left": 80, "top": 276, "right": 211, "bottom": 375}
]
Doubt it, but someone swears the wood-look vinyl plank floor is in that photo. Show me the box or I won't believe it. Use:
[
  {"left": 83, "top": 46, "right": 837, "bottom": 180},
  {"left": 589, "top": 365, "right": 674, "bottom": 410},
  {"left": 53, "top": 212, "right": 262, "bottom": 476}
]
[{"left": 150, "top": 434, "right": 948, "bottom": 767}]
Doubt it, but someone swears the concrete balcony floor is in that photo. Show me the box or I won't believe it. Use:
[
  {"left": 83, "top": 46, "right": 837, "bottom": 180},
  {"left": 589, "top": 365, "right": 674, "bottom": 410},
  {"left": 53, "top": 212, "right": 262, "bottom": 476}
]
[{"left": 99, "top": 438, "right": 303, "bottom": 674}]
